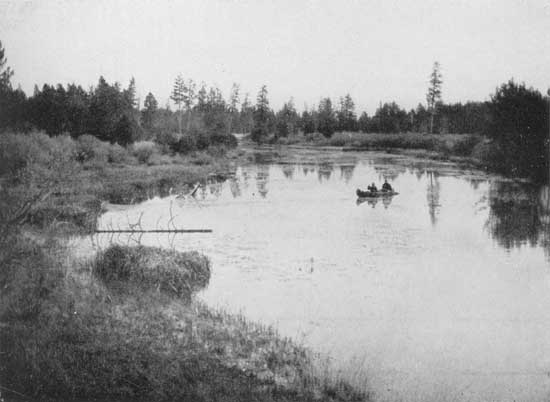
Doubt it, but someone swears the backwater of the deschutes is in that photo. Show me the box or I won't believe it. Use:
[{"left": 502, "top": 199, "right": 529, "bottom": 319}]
[{"left": 84, "top": 146, "right": 550, "bottom": 402}]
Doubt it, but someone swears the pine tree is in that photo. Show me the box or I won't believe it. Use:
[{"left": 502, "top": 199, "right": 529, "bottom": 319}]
[
  {"left": 182, "top": 79, "right": 196, "bottom": 131},
  {"left": 0, "top": 40, "right": 13, "bottom": 91},
  {"left": 141, "top": 92, "right": 158, "bottom": 130},
  {"left": 426, "top": 61, "right": 443, "bottom": 134},
  {"left": 318, "top": 97, "right": 337, "bottom": 137},
  {"left": 170, "top": 74, "right": 185, "bottom": 134},
  {"left": 251, "top": 85, "right": 271, "bottom": 142},
  {"left": 228, "top": 83, "right": 240, "bottom": 133},
  {"left": 337, "top": 94, "right": 357, "bottom": 131}
]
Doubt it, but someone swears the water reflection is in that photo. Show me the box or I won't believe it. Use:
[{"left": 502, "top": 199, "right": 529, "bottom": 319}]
[
  {"left": 255, "top": 166, "right": 270, "bottom": 198},
  {"left": 339, "top": 165, "right": 355, "bottom": 183},
  {"left": 356, "top": 196, "right": 393, "bottom": 209},
  {"left": 486, "top": 181, "right": 550, "bottom": 256},
  {"left": 317, "top": 162, "right": 334, "bottom": 182},
  {"left": 229, "top": 177, "right": 241, "bottom": 198},
  {"left": 282, "top": 165, "right": 295, "bottom": 179},
  {"left": 426, "top": 171, "right": 441, "bottom": 226}
]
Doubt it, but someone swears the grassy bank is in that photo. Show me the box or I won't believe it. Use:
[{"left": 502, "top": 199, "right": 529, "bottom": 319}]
[
  {"left": 274, "top": 131, "right": 489, "bottom": 169},
  {"left": 0, "top": 242, "right": 366, "bottom": 401},
  {"left": 0, "top": 132, "right": 245, "bottom": 235}
]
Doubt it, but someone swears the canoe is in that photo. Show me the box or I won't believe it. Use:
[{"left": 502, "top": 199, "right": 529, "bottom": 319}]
[{"left": 356, "top": 188, "right": 399, "bottom": 198}]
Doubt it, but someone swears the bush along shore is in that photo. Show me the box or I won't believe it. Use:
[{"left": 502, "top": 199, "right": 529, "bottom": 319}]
[
  {"left": 0, "top": 131, "right": 245, "bottom": 235},
  {"left": 0, "top": 242, "right": 367, "bottom": 402},
  {"left": 266, "top": 131, "right": 492, "bottom": 170}
]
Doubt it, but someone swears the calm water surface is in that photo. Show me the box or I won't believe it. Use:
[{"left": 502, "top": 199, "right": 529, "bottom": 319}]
[{"left": 94, "top": 147, "right": 550, "bottom": 402}]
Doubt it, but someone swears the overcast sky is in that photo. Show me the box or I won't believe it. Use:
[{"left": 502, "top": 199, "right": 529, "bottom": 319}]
[{"left": 1, "top": 0, "right": 549, "bottom": 113}]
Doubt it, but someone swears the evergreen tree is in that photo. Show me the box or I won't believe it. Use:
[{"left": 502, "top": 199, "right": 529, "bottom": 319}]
[
  {"left": 170, "top": 74, "right": 185, "bottom": 134},
  {"left": 239, "top": 93, "right": 254, "bottom": 133},
  {"left": 141, "top": 92, "right": 158, "bottom": 130},
  {"left": 183, "top": 79, "right": 196, "bottom": 131},
  {"left": 300, "top": 108, "right": 316, "bottom": 134},
  {"left": 196, "top": 82, "right": 208, "bottom": 112},
  {"left": 275, "top": 98, "right": 298, "bottom": 138},
  {"left": 0, "top": 40, "right": 13, "bottom": 91},
  {"left": 124, "top": 77, "right": 137, "bottom": 108},
  {"left": 426, "top": 61, "right": 443, "bottom": 134},
  {"left": 337, "top": 94, "right": 357, "bottom": 131},
  {"left": 487, "top": 80, "right": 548, "bottom": 181},
  {"left": 358, "top": 111, "right": 370, "bottom": 133},
  {"left": 251, "top": 85, "right": 271, "bottom": 142},
  {"left": 317, "top": 97, "right": 337, "bottom": 137},
  {"left": 228, "top": 83, "right": 240, "bottom": 133}
]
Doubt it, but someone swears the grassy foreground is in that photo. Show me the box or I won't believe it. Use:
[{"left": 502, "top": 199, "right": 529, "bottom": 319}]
[
  {"left": 0, "top": 131, "right": 366, "bottom": 401},
  {"left": 0, "top": 242, "right": 366, "bottom": 401}
]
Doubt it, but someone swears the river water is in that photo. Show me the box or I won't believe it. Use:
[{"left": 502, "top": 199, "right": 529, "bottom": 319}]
[{"left": 93, "top": 147, "right": 550, "bottom": 402}]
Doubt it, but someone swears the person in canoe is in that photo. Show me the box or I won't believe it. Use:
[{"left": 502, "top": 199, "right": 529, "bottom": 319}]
[
  {"left": 367, "top": 182, "right": 378, "bottom": 193},
  {"left": 381, "top": 179, "right": 393, "bottom": 192}
]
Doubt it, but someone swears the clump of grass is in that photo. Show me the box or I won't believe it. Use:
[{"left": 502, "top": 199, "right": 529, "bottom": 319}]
[{"left": 93, "top": 245, "right": 210, "bottom": 299}]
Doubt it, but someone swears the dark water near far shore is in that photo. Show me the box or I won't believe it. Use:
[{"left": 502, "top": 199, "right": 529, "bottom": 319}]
[{"left": 90, "top": 147, "right": 550, "bottom": 402}]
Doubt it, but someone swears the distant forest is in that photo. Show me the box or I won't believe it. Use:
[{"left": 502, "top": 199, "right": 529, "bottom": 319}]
[{"left": 0, "top": 41, "right": 548, "bottom": 182}]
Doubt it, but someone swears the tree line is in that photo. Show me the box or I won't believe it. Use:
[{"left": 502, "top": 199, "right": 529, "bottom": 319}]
[{"left": 0, "top": 41, "right": 548, "bottom": 182}]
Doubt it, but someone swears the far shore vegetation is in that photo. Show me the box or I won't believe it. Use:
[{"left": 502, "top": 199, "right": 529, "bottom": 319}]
[{"left": 0, "top": 36, "right": 548, "bottom": 401}]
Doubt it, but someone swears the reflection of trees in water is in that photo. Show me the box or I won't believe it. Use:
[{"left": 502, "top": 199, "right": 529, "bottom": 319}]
[
  {"left": 208, "top": 179, "right": 223, "bottom": 197},
  {"left": 302, "top": 166, "right": 315, "bottom": 176},
  {"left": 486, "top": 182, "right": 550, "bottom": 255},
  {"left": 255, "top": 166, "right": 270, "bottom": 198},
  {"left": 469, "top": 179, "right": 484, "bottom": 190},
  {"left": 317, "top": 162, "right": 334, "bottom": 182},
  {"left": 539, "top": 186, "right": 550, "bottom": 256},
  {"left": 229, "top": 177, "right": 241, "bottom": 198},
  {"left": 373, "top": 165, "right": 406, "bottom": 182},
  {"left": 426, "top": 171, "right": 441, "bottom": 226},
  {"left": 339, "top": 165, "right": 355, "bottom": 183},
  {"left": 240, "top": 169, "right": 250, "bottom": 190},
  {"left": 281, "top": 164, "right": 295, "bottom": 180}
]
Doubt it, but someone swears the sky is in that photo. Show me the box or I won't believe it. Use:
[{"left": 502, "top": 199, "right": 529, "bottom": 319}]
[{"left": 1, "top": 0, "right": 549, "bottom": 114}]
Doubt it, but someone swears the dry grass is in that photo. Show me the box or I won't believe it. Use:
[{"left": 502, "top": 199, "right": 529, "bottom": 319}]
[
  {"left": 0, "top": 242, "right": 367, "bottom": 401},
  {"left": 93, "top": 245, "right": 210, "bottom": 299}
]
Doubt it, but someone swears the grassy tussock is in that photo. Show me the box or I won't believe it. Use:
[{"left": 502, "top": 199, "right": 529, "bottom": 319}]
[{"left": 93, "top": 245, "right": 210, "bottom": 299}]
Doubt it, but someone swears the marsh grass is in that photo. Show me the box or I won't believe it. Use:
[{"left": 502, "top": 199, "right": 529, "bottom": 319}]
[
  {"left": 93, "top": 245, "right": 210, "bottom": 299},
  {"left": 326, "top": 132, "right": 483, "bottom": 156},
  {"left": 0, "top": 131, "right": 244, "bottom": 234},
  {"left": 1, "top": 242, "right": 367, "bottom": 401}
]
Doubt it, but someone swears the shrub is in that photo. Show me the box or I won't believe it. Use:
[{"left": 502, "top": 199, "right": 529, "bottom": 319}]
[
  {"left": 305, "top": 132, "right": 327, "bottom": 143},
  {"left": 93, "top": 245, "right": 211, "bottom": 299},
  {"left": 76, "top": 134, "right": 109, "bottom": 163},
  {"left": 451, "top": 134, "right": 481, "bottom": 156},
  {"left": 0, "top": 131, "right": 80, "bottom": 233},
  {"left": 211, "top": 132, "right": 238, "bottom": 148},
  {"left": 195, "top": 132, "right": 211, "bottom": 150},
  {"left": 132, "top": 141, "right": 157, "bottom": 164},
  {"left": 172, "top": 134, "right": 197, "bottom": 154},
  {"left": 155, "top": 130, "right": 180, "bottom": 153},
  {"left": 106, "top": 143, "right": 130, "bottom": 164}
]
